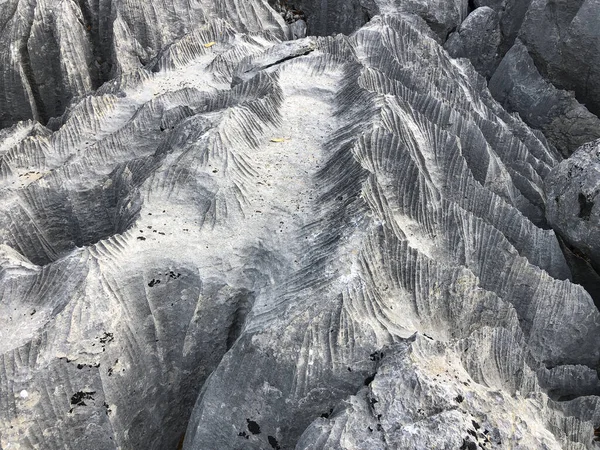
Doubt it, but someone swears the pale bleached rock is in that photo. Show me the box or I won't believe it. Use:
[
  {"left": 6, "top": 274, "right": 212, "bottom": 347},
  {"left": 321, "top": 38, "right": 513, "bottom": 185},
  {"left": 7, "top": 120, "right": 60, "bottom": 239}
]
[{"left": 0, "top": 3, "right": 598, "bottom": 450}]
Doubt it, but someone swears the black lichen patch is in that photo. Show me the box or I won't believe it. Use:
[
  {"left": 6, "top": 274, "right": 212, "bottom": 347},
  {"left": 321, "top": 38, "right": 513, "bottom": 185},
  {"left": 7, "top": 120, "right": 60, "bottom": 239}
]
[
  {"left": 369, "top": 351, "right": 384, "bottom": 362},
  {"left": 76, "top": 362, "right": 100, "bottom": 370},
  {"left": 455, "top": 394, "right": 464, "bottom": 403},
  {"left": 238, "top": 431, "right": 249, "bottom": 439},
  {"left": 268, "top": 435, "right": 281, "bottom": 449},
  {"left": 460, "top": 438, "right": 477, "bottom": 450},
  {"left": 578, "top": 193, "right": 594, "bottom": 220},
  {"left": 99, "top": 332, "right": 114, "bottom": 344},
  {"left": 148, "top": 279, "right": 161, "bottom": 287},
  {"left": 70, "top": 390, "right": 96, "bottom": 407},
  {"left": 246, "top": 419, "right": 261, "bottom": 435}
]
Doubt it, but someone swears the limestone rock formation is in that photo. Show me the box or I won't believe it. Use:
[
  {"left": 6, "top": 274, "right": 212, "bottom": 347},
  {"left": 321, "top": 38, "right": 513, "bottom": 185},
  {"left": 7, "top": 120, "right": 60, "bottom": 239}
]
[
  {"left": 444, "top": 7, "right": 501, "bottom": 79},
  {"left": 545, "top": 139, "right": 600, "bottom": 272},
  {"left": 473, "top": 0, "right": 532, "bottom": 56},
  {"left": 377, "top": 0, "right": 468, "bottom": 42},
  {"left": 465, "top": 0, "right": 600, "bottom": 157},
  {"left": 518, "top": 0, "right": 600, "bottom": 117},
  {"left": 0, "top": 1, "right": 599, "bottom": 450},
  {"left": 489, "top": 40, "right": 600, "bottom": 157},
  {"left": 0, "top": 0, "right": 287, "bottom": 128}
]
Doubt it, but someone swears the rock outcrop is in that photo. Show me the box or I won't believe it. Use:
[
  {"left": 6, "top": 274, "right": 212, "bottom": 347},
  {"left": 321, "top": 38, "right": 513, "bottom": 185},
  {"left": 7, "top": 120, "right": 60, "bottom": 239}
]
[
  {"left": 1, "top": 2, "right": 599, "bottom": 450},
  {"left": 444, "top": 6, "right": 501, "bottom": 78},
  {"left": 518, "top": 0, "right": 600, "bottom": 117},
  {"left": 0, "top": 0, "right": 287, "bottom": 128},
  {"left": 545, "top": 139, "right": 600, "bottom": 303},
  {"left": 489, "top": 40, "right": 600, "bottom": 157},
  {"left": 463, "top": 0, "right": 600, "bottom": 157}
]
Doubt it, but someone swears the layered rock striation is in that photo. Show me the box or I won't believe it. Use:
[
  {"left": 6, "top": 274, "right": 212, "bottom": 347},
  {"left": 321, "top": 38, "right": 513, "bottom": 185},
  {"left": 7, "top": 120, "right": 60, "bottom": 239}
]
[
  {"left": 0, "top": 2, "right": 599, "bottom": 450},
  {"left": 438, "top": 1, "right": 600, "bottom": 158},
  {"left": 0, "top": 0, "right": 288, "bottom": 128}
]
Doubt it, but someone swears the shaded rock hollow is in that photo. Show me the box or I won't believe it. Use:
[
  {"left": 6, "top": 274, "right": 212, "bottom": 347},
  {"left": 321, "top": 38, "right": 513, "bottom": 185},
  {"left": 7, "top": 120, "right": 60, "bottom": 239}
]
[{"left": 0, "top": 1, "right": 599, "bottom": 450}]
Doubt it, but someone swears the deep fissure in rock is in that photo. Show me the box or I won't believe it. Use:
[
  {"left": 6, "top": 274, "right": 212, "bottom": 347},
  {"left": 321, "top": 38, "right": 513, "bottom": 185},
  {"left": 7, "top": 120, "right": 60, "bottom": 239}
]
[
  {"left": 556, "top": 233, "right": 600, "bottom": 309},
  {"left": 578, "top": 193, "right": 594, "bottom": 220},
  {"left": 268, "top": 0, "right": 374, "bottom": 36}
]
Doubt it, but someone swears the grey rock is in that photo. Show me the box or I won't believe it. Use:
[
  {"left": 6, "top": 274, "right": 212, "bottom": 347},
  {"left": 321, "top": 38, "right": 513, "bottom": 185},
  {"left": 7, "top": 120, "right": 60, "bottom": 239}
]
[
  {"left": 378, "top": 0, "right": 469, "bottom": 41},
  {"left": 181, "top": 13, "right": 593, "bottom": 450},
  {"left": 231, "top": 36, "right": 318, "bottom": 86},
  {"left": 444, "top": 7, "right": 501, "bottom": 78},
  {"left": 290, "top": 19, "right": 308, "bottom": 39},
  {"left": 0, "top": 0, "right": 288, "bottom": 128},
  {"left": 297, "top": 334, "right": 594, "bottom": 450},
  {"left": 489, "top": 39, "right": 600, "bottom": 156},
  {"left": 270, "top": 0, "right": 376, "bottom": 36},
  {"left": 545, "top": 139, "right": 600, "bottom": 270},
  {"left": 474, "top": 0, "right": 533, "bottom": 55},
  {"left": 472, "top": 0, "right": 600, "bottom": 157},
  {"left": 518, "top": 0, "right": 600, "bottom": 117},
  {"left": 0, "top": 3, "right": 599, "bottom": 450}
]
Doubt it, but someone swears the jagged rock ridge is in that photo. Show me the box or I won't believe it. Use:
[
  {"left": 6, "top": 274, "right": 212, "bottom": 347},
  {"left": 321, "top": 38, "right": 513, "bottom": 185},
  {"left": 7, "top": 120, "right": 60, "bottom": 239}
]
[
  {"left": 0, "top": 2, "right": 599, "bottom": 450},
  {"left": 447, "top": 0, "right": 600, "bottom": 157}
]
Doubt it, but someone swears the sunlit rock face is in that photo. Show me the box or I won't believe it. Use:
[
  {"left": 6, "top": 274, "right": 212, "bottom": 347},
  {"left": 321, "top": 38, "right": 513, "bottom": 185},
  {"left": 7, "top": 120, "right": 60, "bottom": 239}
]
[
  {"left": 0, "top": 0, "right": 287, "bottom": 128},
  {"left": 1, "top": 2, "right": 600, "bottom": 450}
]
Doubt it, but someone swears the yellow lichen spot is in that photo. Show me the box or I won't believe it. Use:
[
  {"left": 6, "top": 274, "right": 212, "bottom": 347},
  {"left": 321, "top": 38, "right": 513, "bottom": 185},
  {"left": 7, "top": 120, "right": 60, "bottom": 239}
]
[
  {"left": 204, "top": 42, "right": 216, "bottom": 48},
  {"left": 270, "top": 137, "right": 289, "bottom": 143}
]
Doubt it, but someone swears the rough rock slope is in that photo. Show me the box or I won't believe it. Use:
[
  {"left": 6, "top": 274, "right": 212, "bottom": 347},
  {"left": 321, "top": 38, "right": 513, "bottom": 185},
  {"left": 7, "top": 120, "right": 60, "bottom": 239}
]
[
  {"left": 0, "top": 3, "right": 599, "bottom": 450},
  {"left": 448, "top": 0, "right": 600, "bottom": 156},
  {"left": 0, "top": 0, "right": 288, "bottom": 128}
]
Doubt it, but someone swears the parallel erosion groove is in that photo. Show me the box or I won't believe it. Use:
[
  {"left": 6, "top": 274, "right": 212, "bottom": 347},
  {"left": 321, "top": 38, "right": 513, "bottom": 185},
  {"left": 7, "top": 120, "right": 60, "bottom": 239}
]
[{"left": 0, "top": 2, "right": 599, "bottom": 450}]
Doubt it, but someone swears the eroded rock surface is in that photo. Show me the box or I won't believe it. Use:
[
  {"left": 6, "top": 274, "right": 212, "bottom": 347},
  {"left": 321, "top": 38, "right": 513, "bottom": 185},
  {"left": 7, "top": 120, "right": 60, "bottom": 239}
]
[
  {"left": 518, "top": 0, "right": 600, "bottom": 117},
  {"left": 0, "top": 0, "right": 287, "bottom": 128},
  {"left": 0, "top": 2, "right": 599, "bottom": 450},
  {"left": 545, "top": 139, "right": 600, "bottom": 270},
  {"left": 444, "top": 7, "right": 501, "bottom": 78},
  {"left": 467, "top": 0, "right": 600, "bottom": 156},
  {"left": 489, "top": 40, "right": 600, "bottom": 156}
]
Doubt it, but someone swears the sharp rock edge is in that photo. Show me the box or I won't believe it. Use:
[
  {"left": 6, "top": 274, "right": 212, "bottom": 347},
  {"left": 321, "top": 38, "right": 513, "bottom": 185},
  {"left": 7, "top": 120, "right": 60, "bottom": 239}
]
[
  {"left": 0, "top": 6, "right": 599, "bottom": 450},
  {"left": 456, "top": 0, "right": 600, "bottom": 157},
  {"left": 0, "top": 0, "right": 289, "bottom": 129}
]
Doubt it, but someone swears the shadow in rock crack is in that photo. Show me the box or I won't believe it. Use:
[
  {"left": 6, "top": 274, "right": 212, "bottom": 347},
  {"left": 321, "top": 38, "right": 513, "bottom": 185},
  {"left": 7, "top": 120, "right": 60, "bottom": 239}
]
[
  {"left": 556, "top": 234, "right": 600, "bottom": 310},
  {"left": 268, "top": 0, "right": 376, "bottom": 37}
]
